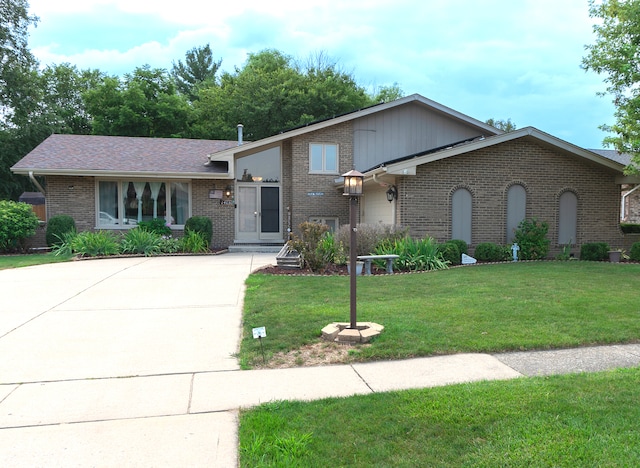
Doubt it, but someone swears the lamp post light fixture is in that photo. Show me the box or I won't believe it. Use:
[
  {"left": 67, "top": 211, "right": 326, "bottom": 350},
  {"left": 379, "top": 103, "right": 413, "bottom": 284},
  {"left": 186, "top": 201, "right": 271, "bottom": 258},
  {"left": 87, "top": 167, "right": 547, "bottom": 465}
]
[{"left": 342, "top": 169, "right": 364, "bottom": 329}]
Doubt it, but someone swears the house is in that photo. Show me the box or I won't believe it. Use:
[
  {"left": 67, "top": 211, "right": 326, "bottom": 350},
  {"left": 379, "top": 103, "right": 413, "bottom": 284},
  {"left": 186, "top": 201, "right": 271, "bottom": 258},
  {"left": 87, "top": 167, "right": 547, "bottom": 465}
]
[{"left": 11, "top": 94, "right": 639, "bottom": 255}]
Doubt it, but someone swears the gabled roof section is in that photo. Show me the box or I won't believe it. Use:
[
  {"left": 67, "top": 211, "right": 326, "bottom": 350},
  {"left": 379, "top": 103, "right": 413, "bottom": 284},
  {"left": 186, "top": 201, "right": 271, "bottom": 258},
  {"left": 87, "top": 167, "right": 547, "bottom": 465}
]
[
  {"left": 11, "top": 134, "right": 238, "bottom": 179},
  {"left": 208, "top": 94, "right": 502, "bottom": 163},
  {"left": 379, "top": 127, "right": 627, "bottom": 176}
]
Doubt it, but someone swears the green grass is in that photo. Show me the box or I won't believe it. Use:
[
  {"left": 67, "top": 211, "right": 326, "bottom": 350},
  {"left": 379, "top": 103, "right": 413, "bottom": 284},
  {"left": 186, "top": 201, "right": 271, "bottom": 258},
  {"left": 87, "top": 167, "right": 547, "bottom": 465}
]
[
  {"left": 0, "top": 252, "right": 73, "bottom": 270},
  {"left": 240, "top": 262, "right": 640, "bottom": 367},
  {"left": 239, "top": 367, "right": 640, "bottom": 467}
]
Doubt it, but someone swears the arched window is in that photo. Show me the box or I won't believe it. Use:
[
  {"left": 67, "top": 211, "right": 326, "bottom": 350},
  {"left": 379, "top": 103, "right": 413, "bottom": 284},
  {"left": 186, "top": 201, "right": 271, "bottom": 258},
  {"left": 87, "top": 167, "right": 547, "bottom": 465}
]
[
  {"left": 558, "top": 191, "right": 577, "bottom": 244},
  {"left": 506, "top": 184, "right": 526, "bottom": 243},
  {"left": 452, "top": 188, "right": 472, "bottom": 244}
]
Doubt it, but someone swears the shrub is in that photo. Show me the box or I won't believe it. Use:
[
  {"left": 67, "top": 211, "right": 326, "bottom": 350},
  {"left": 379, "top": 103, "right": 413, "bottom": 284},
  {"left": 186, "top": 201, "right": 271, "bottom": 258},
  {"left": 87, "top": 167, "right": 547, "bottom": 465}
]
[
  {"left": 180, "top": 230, "right": 209, "bottom": 253},
  {"left": 475, "top": 243, "right": 509, "bottom": 262},
  {"left": 513, "top": 218, "right": 550, "bottom": 260},
  {"left": 440, "top": 241, "right": 461, "bottom": 265},
  {"left": 630, "top": 242, "right": 640, "bottom": 261},
  {"left": 120, "top": 228, "right": 162, "bottom": 256},
  {"left": 580, "top": 242, "right": 610, "bottom": 261},
  {"left": 335, "top": 223, "right": 406, "bottom": 256},
  {"left": 448, "top": 239, "right": 468, "bottom": 256},
  {"left": 374, "top": 236, "right": 448, "bottom": 271},
  {"left": 620, "top": 223, "right": 640, "bottom": 234},
  {"left": 290, "top": 222, "right": 331, "bottom": 272},
  {"left": 71, "top": 231, "right": 120, "bottom": 257},
  {"left": 137, "top": 218, "right": 171, "bottom": 236},
  {"left": 0, "top": 200, "right": 40, "bottom": 252},
  {"left": 46, "top": 214, "right": 76, "bottom": 247},
  {"left": 184, "top": 216, "right": 212, "bottom": 246}
]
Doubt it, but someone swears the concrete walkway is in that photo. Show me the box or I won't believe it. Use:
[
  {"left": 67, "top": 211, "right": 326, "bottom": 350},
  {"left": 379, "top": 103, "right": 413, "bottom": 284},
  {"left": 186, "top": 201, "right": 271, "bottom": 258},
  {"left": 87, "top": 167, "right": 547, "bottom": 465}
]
[{"left": 1, "top": 255, "right": 640, "bottom": 467}]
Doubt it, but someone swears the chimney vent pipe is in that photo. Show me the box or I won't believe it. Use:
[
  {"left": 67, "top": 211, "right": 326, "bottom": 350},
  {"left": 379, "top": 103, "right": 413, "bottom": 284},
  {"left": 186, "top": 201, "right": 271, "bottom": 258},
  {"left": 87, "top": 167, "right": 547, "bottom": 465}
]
[{"left": 237, "top": 124, "right": 244, "bottom": 146}]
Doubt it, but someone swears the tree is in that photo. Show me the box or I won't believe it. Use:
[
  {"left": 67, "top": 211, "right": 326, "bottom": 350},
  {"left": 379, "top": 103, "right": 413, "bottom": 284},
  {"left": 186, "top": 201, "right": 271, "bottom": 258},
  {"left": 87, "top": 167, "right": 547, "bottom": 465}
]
[
  {"left": 171, "top": 44, "right": 222, "bottom": 101},
  {"left": 193, "top": 49, "right": 374, "bottom": 140},
  {"left": 582, "top": 0, "right": 640, "bottom": 174},
  {"left": 84, "top": 65, "right": 191, "bottom": 137},
  {"left": 486, "top": 118, "right": 517, "bottom": 132},
  {"left": 0, "top": 0, "right": 38, "bottom": 123},
  {"left": 371, "top": 83, "right": 405, "bottom": 103}
]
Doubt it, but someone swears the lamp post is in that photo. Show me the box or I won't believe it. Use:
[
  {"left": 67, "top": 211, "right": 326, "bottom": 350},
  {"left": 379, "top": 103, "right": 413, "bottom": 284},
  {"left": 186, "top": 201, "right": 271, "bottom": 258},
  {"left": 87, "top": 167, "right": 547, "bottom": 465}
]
[{"left": 342, "top": 169, "right": 364, "bottom": 329}]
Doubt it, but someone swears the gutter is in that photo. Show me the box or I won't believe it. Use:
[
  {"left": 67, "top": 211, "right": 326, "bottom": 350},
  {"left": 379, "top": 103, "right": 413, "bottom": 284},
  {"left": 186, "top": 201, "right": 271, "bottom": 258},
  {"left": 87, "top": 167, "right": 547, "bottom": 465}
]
[
  {"left": 29, "top": 171, "right": 46, "bottom": 196},
  {"left": 621, "top": 184, "right": 640, "bottom": 220}
]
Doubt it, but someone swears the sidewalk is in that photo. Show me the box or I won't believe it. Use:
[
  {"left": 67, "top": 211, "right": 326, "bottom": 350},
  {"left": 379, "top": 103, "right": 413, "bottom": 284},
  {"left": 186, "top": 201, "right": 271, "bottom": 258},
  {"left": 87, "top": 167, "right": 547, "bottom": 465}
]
[{"left": 1, "top": 256, "right": 640, "bottom": 466}]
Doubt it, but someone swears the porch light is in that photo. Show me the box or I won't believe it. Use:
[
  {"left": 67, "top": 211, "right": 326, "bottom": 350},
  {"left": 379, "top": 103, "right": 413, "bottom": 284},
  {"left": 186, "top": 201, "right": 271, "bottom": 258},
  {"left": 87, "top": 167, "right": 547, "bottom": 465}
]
[
  {"left": 225, "top": 185, "right": 233, "bottom": 198},
  {"left": 342, "top": 169, "right": 364, "bottom": 197},
  {"left": 386, "top": 185, "right": 397, "bottom": 202}
]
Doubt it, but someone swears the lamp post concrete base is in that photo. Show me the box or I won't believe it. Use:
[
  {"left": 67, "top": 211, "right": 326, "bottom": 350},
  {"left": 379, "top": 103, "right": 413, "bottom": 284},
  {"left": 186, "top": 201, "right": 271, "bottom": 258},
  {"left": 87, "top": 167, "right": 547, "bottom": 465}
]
[{"left": 321, "top": 322, "right": 384, "bottom": 344}]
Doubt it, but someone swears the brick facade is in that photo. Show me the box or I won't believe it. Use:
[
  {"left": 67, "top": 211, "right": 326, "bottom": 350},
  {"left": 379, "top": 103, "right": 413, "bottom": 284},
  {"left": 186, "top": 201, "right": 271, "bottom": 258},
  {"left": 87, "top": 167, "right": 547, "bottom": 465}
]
[
  {"left": 287, "top": 122, "right": 354, "bottom": 237},
  {"left": 398, "top": 139, "right": 624, "bottom": 256},
  {"left": 45, "top": 176, "right": 96, "bottom": 233},
  {"left": 191, "top": 180, "right": 235, "bottom": 249}
]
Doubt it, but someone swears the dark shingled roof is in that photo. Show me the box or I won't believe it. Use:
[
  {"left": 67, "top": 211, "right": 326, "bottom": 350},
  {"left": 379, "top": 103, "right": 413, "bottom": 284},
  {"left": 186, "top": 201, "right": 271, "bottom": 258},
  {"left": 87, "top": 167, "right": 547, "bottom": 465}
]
[
  {"left": 588, "top": 149, "right": 632, "bottom": 166},
  {"left": 11, "top": 134, "right": 238, "bottom": 175}
]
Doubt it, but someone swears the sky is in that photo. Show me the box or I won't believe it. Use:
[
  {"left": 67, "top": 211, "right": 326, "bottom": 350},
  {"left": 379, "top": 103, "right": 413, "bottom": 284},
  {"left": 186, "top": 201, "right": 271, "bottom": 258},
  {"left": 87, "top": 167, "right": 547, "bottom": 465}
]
[{"left": 26, "top": 0, "right": 615, "bottom": 149}]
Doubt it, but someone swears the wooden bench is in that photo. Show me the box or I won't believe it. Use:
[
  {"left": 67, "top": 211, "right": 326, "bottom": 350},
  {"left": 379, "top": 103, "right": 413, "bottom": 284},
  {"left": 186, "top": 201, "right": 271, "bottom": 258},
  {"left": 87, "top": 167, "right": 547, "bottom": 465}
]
[{"left": 357, "top": 254, "right": 400, "bottom": 275}]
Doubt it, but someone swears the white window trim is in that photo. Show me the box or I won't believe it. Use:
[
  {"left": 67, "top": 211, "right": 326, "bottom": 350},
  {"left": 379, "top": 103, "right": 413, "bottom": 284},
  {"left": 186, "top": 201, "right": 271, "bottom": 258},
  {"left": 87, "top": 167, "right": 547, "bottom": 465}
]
[
  {"left": 309, "top": 216, "right": 339, "bottom": 232},
  {"left": 309, "top": 143, "right": 339, "bottom": 174},
  {"left": 95, "top": 179, "right": 192, "bottom": 229}
]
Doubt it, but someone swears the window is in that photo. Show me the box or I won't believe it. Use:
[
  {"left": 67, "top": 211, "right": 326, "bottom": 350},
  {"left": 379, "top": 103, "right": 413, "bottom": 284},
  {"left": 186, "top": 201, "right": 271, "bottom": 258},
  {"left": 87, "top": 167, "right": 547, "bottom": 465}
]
[
  {"left": 451, "top": 188, "right": 472, "bottom": 244},
  {"left": 309, "top": 143, "right": 338, "bottom": 173},
  {"left": 309, "top": 217, "right": 338, "bottom": 232},
  {"left": 506, "top": 184, "right": 526, "bottom": 243},
  {"left": 558, "top": 191, "right": 577, "bottom": 244},
  {"left": 97, "top": 180, "right": 190, "bottom": 227}
]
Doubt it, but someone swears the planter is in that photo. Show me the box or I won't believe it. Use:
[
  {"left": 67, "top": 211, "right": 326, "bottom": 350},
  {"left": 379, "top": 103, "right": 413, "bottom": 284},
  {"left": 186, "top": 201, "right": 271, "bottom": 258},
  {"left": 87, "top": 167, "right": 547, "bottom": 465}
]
[
  {"left": 608, "top": 250, "right": 621, "bottom": 263},
  {"left": 347, "top": 261, "right": 364, "bottom": 275}
]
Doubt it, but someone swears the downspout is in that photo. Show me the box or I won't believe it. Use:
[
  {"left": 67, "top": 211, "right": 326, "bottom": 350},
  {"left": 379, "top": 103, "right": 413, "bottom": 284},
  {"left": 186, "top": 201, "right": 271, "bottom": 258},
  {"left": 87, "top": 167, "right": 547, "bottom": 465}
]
[
  {"left": 29, "top": 171, "right": 46, "bottom": 196},
  {"left": 621, "top": 184, "right": 640, "bottom": 221},
  {"left": 372, "top": 171, "right": 396, "bottom": 226}
]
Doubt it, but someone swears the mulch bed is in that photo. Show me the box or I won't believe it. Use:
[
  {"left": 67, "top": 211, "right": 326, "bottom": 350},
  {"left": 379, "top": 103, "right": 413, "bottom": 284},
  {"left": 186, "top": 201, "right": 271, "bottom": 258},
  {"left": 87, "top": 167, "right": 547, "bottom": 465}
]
[{"left": 254, "top": 263, "right": 390, "bottom": 276}]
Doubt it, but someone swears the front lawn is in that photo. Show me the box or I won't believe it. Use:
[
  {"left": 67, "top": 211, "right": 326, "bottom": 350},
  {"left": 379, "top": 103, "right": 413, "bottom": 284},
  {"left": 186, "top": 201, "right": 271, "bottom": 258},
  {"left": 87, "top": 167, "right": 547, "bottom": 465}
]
[
  {"left": 239, "top": 367, "right": 640, "bottom": 467},
  {"left": 0, "top": 252, "right": 73, "bottom": 270},
  {"left": 239, "top": 262, "right": 640, "bottom": 368}
]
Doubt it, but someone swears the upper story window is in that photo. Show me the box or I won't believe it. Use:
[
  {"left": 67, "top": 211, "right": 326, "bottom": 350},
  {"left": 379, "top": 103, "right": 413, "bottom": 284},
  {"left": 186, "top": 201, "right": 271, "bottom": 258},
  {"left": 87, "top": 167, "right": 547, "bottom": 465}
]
[{"left": 309, "top": 143, "right": 338, "bottom": 174}]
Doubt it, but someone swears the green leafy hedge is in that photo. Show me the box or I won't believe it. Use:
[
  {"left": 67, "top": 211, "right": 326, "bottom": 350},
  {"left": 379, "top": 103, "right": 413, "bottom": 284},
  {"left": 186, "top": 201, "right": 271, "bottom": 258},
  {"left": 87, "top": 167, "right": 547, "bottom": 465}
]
[
  {"left": 0, "top": 201, "right": 39, "bottom": 252},
  {"left": 580, "top": 242, "right": 609, "bottom": 261},
  {"left": 46, "top": 214, "right": 76, "bottom": 246}
]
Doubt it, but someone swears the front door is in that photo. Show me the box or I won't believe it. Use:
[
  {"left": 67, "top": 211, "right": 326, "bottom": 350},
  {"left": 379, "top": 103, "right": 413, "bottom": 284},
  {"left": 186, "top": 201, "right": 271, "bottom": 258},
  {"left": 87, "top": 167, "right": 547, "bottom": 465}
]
[{"left": 236, "top": 184, "right": 281, "bottom": 241}]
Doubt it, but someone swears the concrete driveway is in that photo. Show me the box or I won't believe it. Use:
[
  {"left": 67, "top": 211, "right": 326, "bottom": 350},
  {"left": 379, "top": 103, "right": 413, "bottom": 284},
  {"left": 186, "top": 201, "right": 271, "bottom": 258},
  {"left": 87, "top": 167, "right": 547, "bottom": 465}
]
[{"left": 0, "top": 253, "right": 275, "bottom": 466}]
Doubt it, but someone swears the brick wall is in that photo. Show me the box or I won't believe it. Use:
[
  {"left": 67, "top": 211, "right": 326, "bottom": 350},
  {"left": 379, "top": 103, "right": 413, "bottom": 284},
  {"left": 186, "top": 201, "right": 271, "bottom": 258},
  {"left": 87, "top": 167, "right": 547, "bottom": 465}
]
[
  {"left": 399, "top": 139, "right": 624, "bottom": 256},
  {"left": 191, "top": 179, "right": 235, "bottom": 248},
  {"left": 288, "top": 122, "right": 353, "bottom": 236},
  {"left": 45, "top": 176, "right": 95, "bottom": 232}
]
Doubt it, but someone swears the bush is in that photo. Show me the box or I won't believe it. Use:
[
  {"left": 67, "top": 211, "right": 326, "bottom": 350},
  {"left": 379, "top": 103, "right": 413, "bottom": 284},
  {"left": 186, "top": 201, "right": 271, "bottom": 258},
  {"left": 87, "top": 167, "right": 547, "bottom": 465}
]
[
  {"left": 71, "top": 231, "right": 120, "bottom": 257},
  {"left": 440, "top": 241, "right": 461, "bottom": 265},
  {"left": 185, "top": 216, "right": 212, "bottom": 246},
  {"left": 475, "top": 243, "right": 509, "bottom": 262},
  {"left": 137, "top": 218, "right": 171, "bottom": 236},
  {"left": 374, "top": 236, "right": 448, "bottom": 271},
  {"left": 630, "top": 242, "right": 640, "bottom": 261},
  {"left": 290, "top": 222, "right": 331, "bottom": 272},
  {"left": 580, "top": 242, "right": 610, "bottom": 261},
  {"left": 0, "top": 200, "right": 40, "bottom": 252},
  {"left": 180, "top": 230, "right": 209, "bottom": 253},
  {"left": 513, "top": 218, "right": 550, "bottom": 260},
  {"left": 46, "top": 214, "right": 76, "bottom": 247},
  {"left": 448, "top": 239, "right": 468, "bottom": 256},
  {"left": 335, "top": 223, "right": 406, "bottom": 256},
  {"left": 120, "top": 228, "right": 162, "bottom": 256},
  {"left": 620, "top": 223, "right": 640, "bottom": 234}
]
